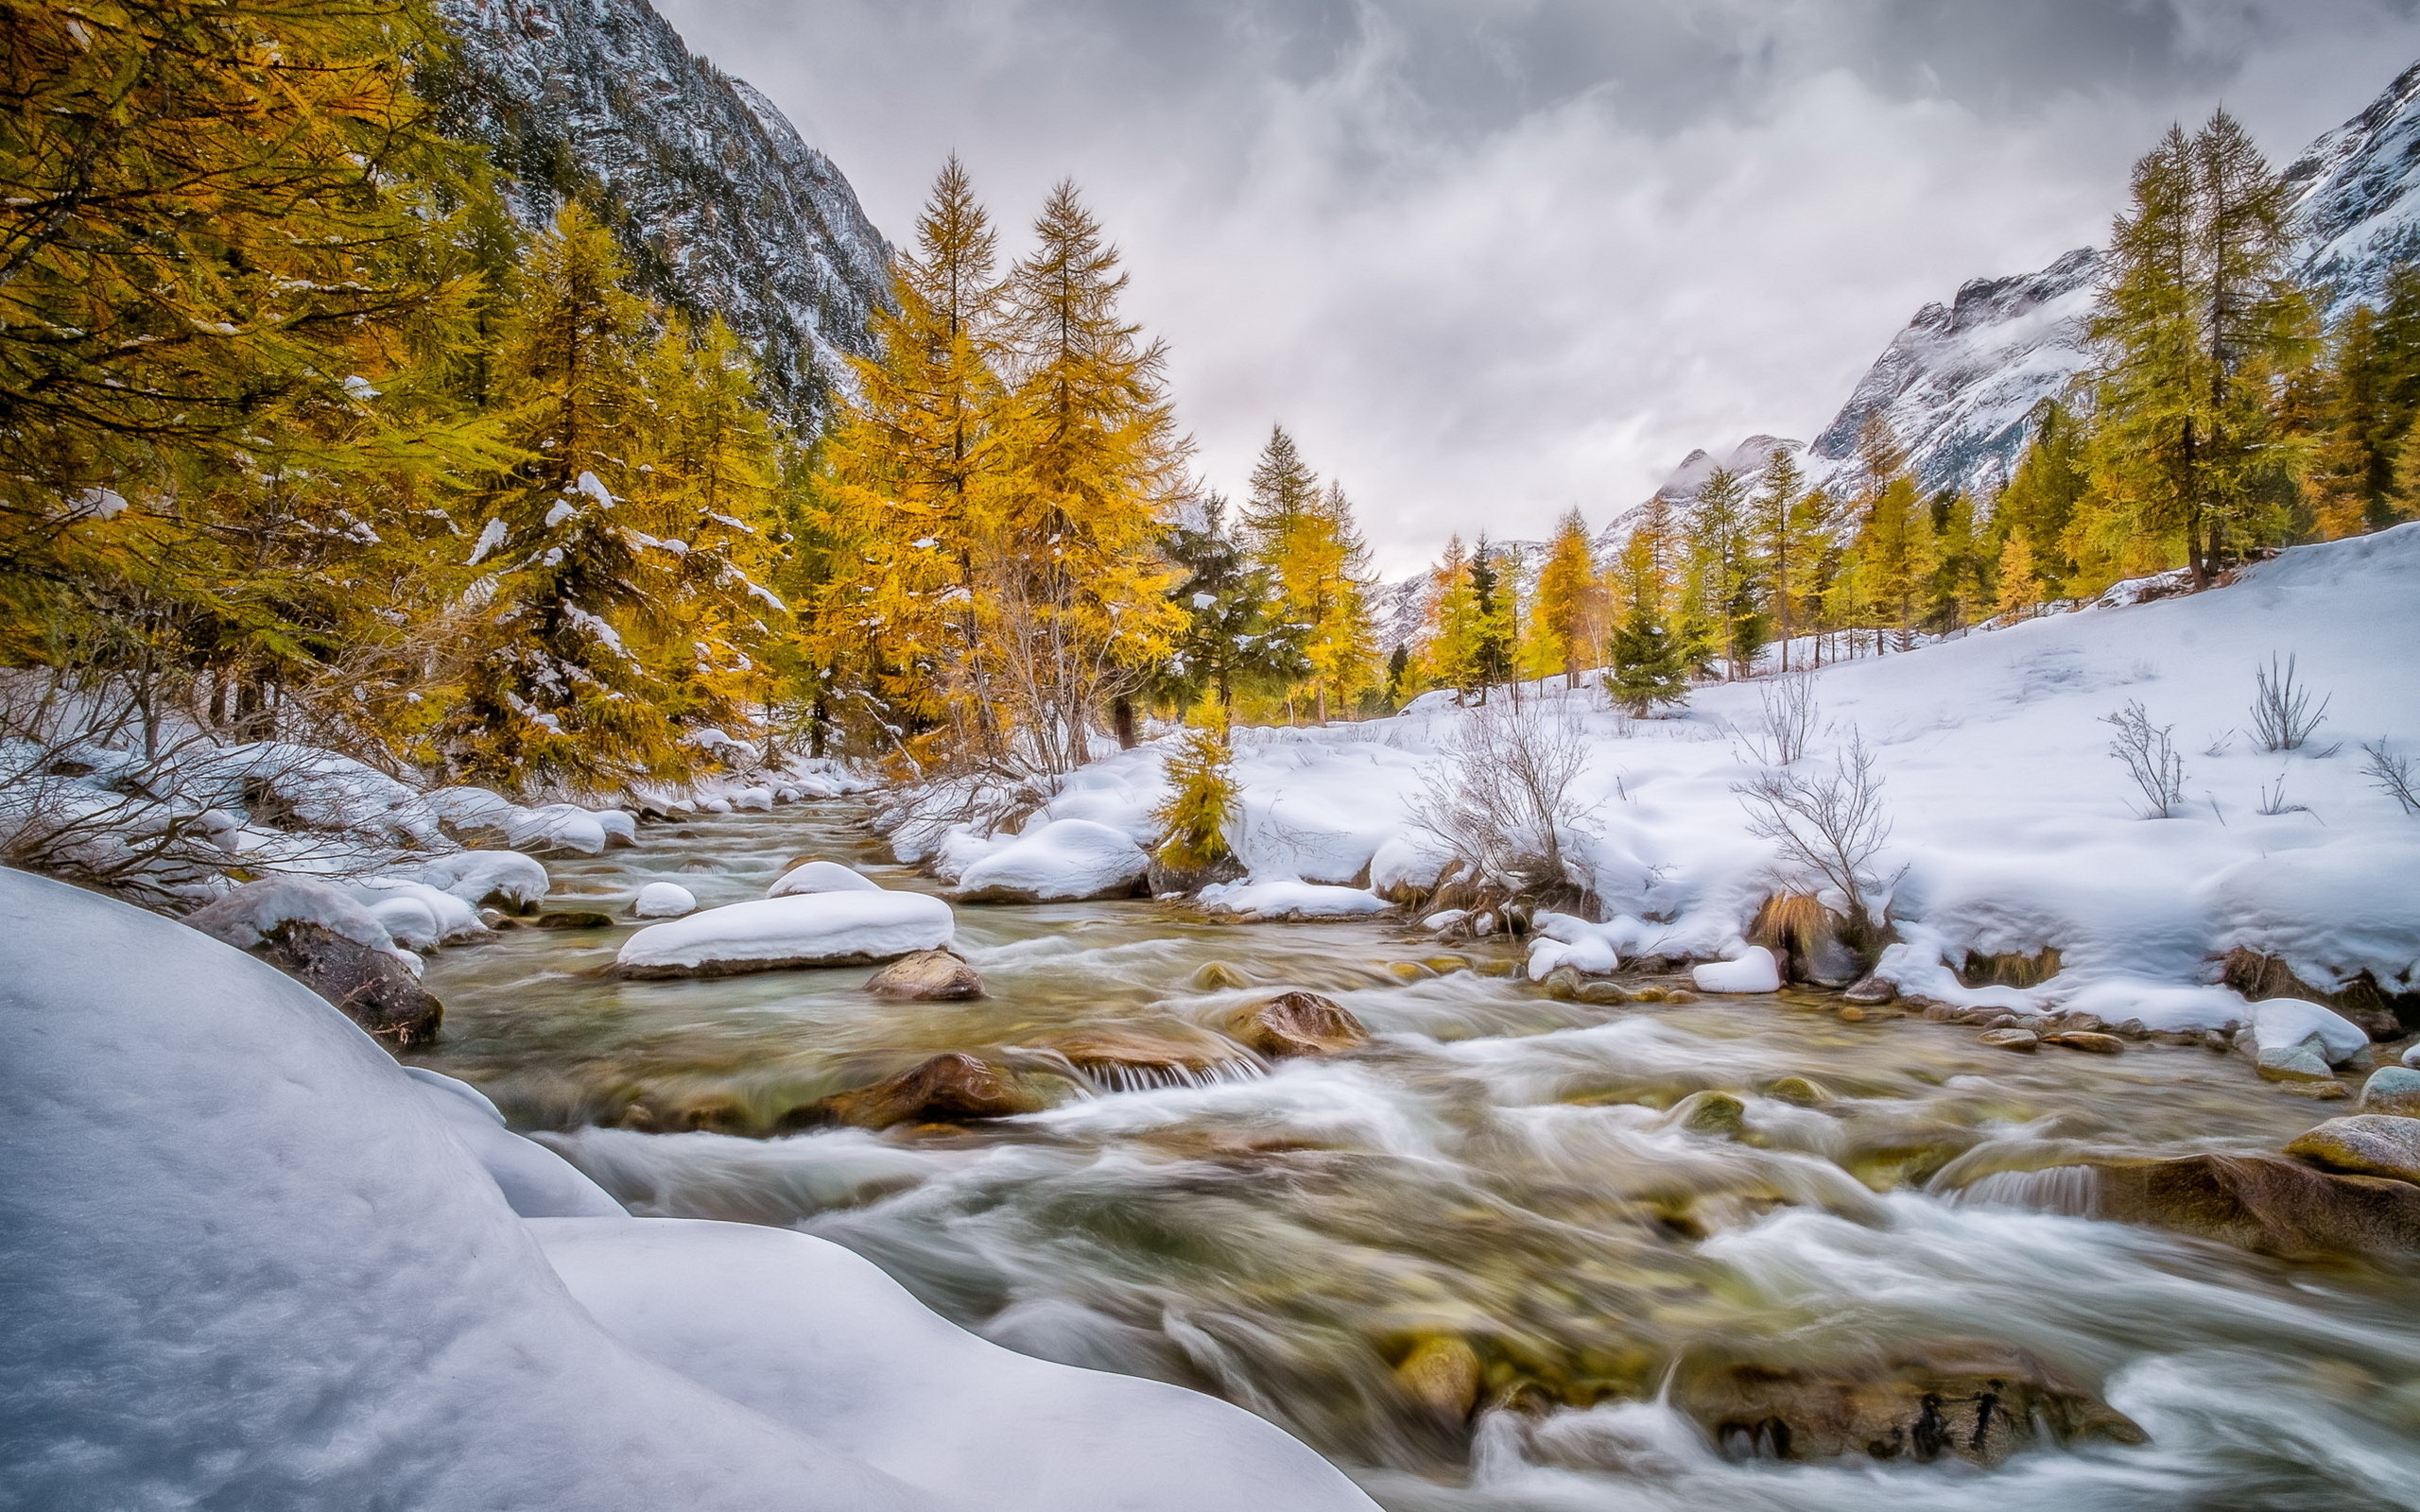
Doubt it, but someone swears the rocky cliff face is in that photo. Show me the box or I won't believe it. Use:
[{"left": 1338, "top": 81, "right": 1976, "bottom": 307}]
[
  {"left": 426, "top": 0, "right": 890, "bottom": 432},
  {"left": 2284, "top": 59, "right": 2420, "bottom": 319}
]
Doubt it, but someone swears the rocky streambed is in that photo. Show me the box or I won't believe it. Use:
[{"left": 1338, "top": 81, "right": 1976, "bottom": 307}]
[{"left": 411, "top": 801, "right": 2420, "bottom": 1511}]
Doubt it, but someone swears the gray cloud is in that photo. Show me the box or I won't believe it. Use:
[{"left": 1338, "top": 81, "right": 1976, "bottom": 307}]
[{"left": 658, "top": 0, "right": 2420, "bottom": 572}]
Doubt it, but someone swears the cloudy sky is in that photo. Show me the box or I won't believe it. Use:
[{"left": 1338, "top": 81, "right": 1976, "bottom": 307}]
[{"left": 659, "top": 0, "right": 2420, "bottom": 573}]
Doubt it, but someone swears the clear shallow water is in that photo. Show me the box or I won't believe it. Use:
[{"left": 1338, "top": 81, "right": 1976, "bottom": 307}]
[{"left": 415, "top": 802, "right": 2420, "bottom": 1511}]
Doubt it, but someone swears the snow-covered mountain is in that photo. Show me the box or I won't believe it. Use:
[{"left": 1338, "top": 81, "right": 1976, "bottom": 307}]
[
  {"left": 1668, "top": 59, "right": 2420, "bottom": 515},
  {"left": 427, "top": 0, "right": 890, "bottom": 432}
]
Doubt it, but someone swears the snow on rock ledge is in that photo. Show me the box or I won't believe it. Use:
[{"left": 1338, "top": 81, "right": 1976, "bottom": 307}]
[
  {"left": 1197, "top": 879, "right": 1392, "bottom": 921},
  {"left": 954, "top": 819, "right": 1149, "bottom": 903},
  {"left": 0, "top": 867, "right": 935, "bottom": 1511},
  {"left": 617, "top": 891, "right": 955, "bottom": 978}
]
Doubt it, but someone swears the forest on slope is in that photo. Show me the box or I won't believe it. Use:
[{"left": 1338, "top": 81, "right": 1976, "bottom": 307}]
[{"left": 7, "top": 0, "right": 2420, "bottom": 879}]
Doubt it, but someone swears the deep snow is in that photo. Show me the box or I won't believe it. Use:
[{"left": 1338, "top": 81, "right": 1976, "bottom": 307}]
[
  {"left": 0, "top": 868, "right": 1380, "bottom": 1511},
  {"left": 896, "top": 527, "right": 2420, "bottom": 1032}
]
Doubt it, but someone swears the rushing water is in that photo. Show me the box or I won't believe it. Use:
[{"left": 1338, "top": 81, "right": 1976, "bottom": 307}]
[{"left": 414, "top": 802, "right": 2420, "bottom": 1511}]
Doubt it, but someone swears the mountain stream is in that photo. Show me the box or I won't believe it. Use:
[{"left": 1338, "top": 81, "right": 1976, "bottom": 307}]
[{"left": 413, "top": 801, "right": 2420, "bottom": 1511}]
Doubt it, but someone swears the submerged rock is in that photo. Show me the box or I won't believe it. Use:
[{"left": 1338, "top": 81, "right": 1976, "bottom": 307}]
[
  {"left": 1393, "top": 1336, "right": 1483, "bottom": 1424},
  {"left": 1191, "top": 961, "right": 1252, "bottom": 991},
  {"left": 1674, "top": 1342, "right": 2145, "bottom": 1466},
  {"left": 817, "top": 1053, "right": 1044, "bottom": 1130},
  {"left": 1763, "top": 1075, "right": 1834, "bottom": 1107},
  {"left": 1842, "top": 974, "right": 1898, "bottom": 1005},
  {"left": 2285, "top": 1115, "right": 2420, "bottom": 1186},
  {"left": 863, "top": 949, "right": 985, "bottom": 1002},
  {"left": 1671, "top": 1091, "right": 1747, "bottom": 1137},
  {"left": 1040, "top": 1025, "right": 1258, "bottom": 1091},
  {"left": 2092, "top": 1153, "right": 2420, "bottom": 1259},
  {"left": 1226, "top": 991, "right": 1368, "bottom": 1058},
  {"left": 254, "top": 921, "right": 441, "bottom": 1047},
  {"left": 534, "top": 910, "right": 616, "bottom": 930}
]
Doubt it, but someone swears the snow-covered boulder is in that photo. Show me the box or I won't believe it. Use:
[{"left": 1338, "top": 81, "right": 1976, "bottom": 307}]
[
  {"left": 769, "top": 860, "right": 883, "bottom": 898},
  {"left": 2250, "top": 997, "right": 2371, "bottom": 1066},
  {"left": 617, "top": 892, "right": 955, "bottom": 978},
  {"left": 505, "top": 803, "right": 611, "bottom": 856},
  {"left": 405, "top": 850, "right": 550, "bottom": 911},
  {"left": 954, "top": 819, "right": 1149, "bottom": 903},
  {"left": 632, "top": 882, "right": 699, "bottom": 919},
  {"left": 595, "top": 809, "right": 640, "bottom": 847},
  {"left": 346, "top": 878, "right": 490, "bottom": 951},
  {"left": 1693, "top": 947, "right": 1784, "bottom": 995},
  {"left": 1196, "top": 879, "right": 1392, "bottom": 921},
  {"left": 423, "top": 785, "right": 517, "bottom": 839},
  {"left": 184, "top": 876, "right": 403, "bottom": 959}
]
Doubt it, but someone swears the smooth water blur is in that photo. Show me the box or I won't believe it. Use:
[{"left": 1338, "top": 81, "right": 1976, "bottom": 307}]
[{"left": 415, "top": 802, "right": 2420, "bottom": 1511}]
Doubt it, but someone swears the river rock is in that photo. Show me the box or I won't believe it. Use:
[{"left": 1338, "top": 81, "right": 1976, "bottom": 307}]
[
  {"left": 1393, "top": 1336, "right": 1482, "bottom": 1424},
  {"left": 1979, "top": 1028, "right": 2040, "bottom": 1052},
  {"left": 1842, "top": 973, "right": 1897, "bottom": 1005},
  {"left": 534, "top": 910, "right": 615, "bottom": 930},
  {"left": 2284, "top": 1115, "right": 2420, "bottom": 1186},
  {"left": 1040, "top": 1025, "right": 1255, "bottom": 1091},
  {"left": 2091, "top": 1153, "right": 2420, "bottom": 1259},
  {"left": 1191, "top": 961, "right": 1252, "bottom": 991},
  {"left": 864, "top": 949, "right": 985, "bottom": 1001},
  {"left": 2043, "top": 1031, "right": 2124, "bottom": 1056},
  {"left": 1672, "top": 1091, "right": 1747, "bottom": 1137},
  {"left": 1541, "top": 965, "right": 1584, "bottom": 1000},
  {"left": 253, "top": 921, "right": 441, "bottom": 1047},
  {"left": 1145, "top": 850, "right": 1245, "bottom": 897},
  {"left": 1226, "top": 991, "right": 1368, "bottom": 1058},
  {"left": 2221, "top": 947, "right": 2414, "bottom": 1041},
  {"left": 631, "top": 882, "right": 696, "bottom": 919},
  {"left": 817, "top": 1053, "right": 1043, "bottom": 1130},
  {"left": 768, "top": 860, "right": 882, "bottom": 899},
  {"left": 2256, "top": 1039, "right": 2339, "bottom": 1085},
  {"left": 1763, "top": 1075, "right": 1834, "bottom": 1107},
  {"left": 1673, "top": 1341, "right": 2145, "bottom": 1466},
  {"left": 616, "top": 891, "right": 955, "bottom": 979},
  {"left": 2358, "top": 1066, "right": 2420, "bottom": 1116}
]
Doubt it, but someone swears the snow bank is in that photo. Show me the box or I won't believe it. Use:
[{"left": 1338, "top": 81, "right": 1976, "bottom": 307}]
[
  {"left": 972, "top": 527, "right": 2420, "bottom": 1018},
  {"left": 405, "top": 849, "right": 551, "bottom": 910},
  {"left": 1197, "top": 879, "right": 1392, "bottom": 920},
  {"left": 955, "top": 818, "right": 1149, "bottom": 902},
  {"left": 343, "top": 877, "right": 488, "bottom": 951},
  {"left": 2250, "top": 997, "right": 2371, "bottom": 1065},
  {"left": 618, "top": 891, "right": 955, "bottom": 977},
  {"left": 1, "top": 868, "right": 1378, "bottom": 1512},
  {"left": 0, "top": 868, "right": 933, "bottom": 1511},
  {"left": 632, "top": 881, "right": 698, "bottom": 918},
  {"left": 769, "top": 860, "right": 883, "bottom": 898},
  {"left": 534, "top": 1219, "right": 1381, "bottom": 1512}
]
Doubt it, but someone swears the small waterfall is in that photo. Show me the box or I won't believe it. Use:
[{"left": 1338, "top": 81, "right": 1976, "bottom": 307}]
[
  {"left": 1086, "top": 1058, "right": 1268, "bottom": 1096},
  {"left": 1951, "top": 1165, "right": 2102, "bottom": 1219}
]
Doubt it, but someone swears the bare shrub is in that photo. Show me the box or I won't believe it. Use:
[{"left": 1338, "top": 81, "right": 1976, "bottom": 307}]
[
  {"left": 2250, "top": 653, "right": 2330, "bottom": 752},
  {"left": 1734, "top": 730, "right": 1893, "bottom": 936},
  {"left": 2256, "top": 770, "right": 2307, "bottom": 817},
  {"left": 2364, "top": 740, "right": 2419, "bottom": 815},
  {"left": 2104, "top": 700, "right": 2185, "bottom": 818},
  {"left": 1411, "top": 698, "right": 1596, "bottom": 910},
  {"left": 1741, "top": 670, "right": 1821, "bottom": 765}
]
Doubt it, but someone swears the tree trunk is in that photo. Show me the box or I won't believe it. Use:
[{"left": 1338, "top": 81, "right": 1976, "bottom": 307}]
[{"left": 1112, "top": 696, "right": 1137, "bottom": 749}]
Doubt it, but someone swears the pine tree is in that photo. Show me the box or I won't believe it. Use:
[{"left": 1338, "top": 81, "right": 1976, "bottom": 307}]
[
  {"left": 1858, "top": 475, "right": 1936, "bottom": 651},
  {"left": 1157, "top": 495, "right": 1304, "bottom": 718},
  {"left": 1298, "top": 482, "right": 1377, "bottom": 722},
  {"left": 1468, "top": 535, "right": 1515, "bottom": 698},
  {"left": 1686, "top": 466, "right": 1765, "bottom": 677},
  {"left": 1427, "top": 535, "right": 1485, "bottom": 699},
  {"left": 1530, "top": 507, "right": 1603, "bottom": 688},
  {"left": 1748, "top": 447, "right": 1810, "bottom": 669},
  {"left": 1995, "top": 533, "right": 2041, "bottom": 620},
  {"left": 1997, "top": 400, "right": 2091, "bottom": 596},
  {"left": 1607, "top": 601, "right": 1687, "bottom": 715},
  {"left": 2088, "top": 112, "right": 2311, "bottom": 584}
]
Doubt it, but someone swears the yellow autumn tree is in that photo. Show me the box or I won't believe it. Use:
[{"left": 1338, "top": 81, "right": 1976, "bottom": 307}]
[
  {"left": 1530, "top": 507, "right": 1603, "bottom": 688},
  {"left": 985, "top": 180, "right": 1184, "bottom": 773}
]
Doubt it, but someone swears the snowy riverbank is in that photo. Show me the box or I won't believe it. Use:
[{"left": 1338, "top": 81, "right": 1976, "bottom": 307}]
[{"left": 894, "top": 525, "right": 2420, "bottom": 1035}]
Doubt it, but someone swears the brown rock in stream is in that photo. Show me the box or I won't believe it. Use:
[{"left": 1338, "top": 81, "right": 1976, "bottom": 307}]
[
  {"left": 2285, "top": 1115, "right": 2420, "bottom": 1186},
  {"left": 2091, "top": 1153, "right": 2420, "bottom": 1259},
  {"left": 1226, "top": 992, "right": 1369, "bottom": 1058},
  {"left": 864, "top": 949, "right": 985, "bottom": 1002},
  {"left": 1394, "top": 1336, "right": 1483, "bottom": 1423},
  {"left": 2043, "top": 1031, "right": 2125, "bottom": 1056},
  {"left": 254, "top": 921, "right": 441, "bottom": 1047},
  {"left": 817, "top": 1053, "right": 1043, "bottom": 1130},
  {"left": 1674, "top": 1341, "right": 2145, "bottom": 1466}
]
